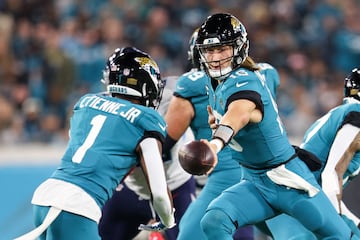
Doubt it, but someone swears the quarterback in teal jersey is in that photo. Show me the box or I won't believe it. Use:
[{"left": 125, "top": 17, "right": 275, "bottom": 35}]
[
  {"left": 196, "top": 13, "right": 354, "bottom": 239},
  {"left": 266, "top": 68, "right": 360, "bottom": 239},
  {"left": 16, "top": 47, "right": 175, "bottom": 240},
  {"left": 166, "top": 29, "right": 253, "bottom": 240}
]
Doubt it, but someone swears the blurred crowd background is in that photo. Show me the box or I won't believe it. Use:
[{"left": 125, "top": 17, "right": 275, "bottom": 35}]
[{"left": 0, "top": 0, "right": 360, "bottom": 146}]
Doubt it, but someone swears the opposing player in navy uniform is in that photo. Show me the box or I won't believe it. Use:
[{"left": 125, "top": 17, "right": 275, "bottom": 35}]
[
  {"left": 98, "top": 76, "right": 196, "bottom": 240},
  {"left": 195, "top": 13, "right": 354, "bottom": 239},
  {"left": 265, "top": 67, "right": 360, "bottom": 239},
  {"left": 15, "top": 47, "right": 175, "bottom": 240}
]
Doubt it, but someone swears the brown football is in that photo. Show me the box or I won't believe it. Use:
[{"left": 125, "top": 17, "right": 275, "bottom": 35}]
[{"left": 178, "top": 140, "right": 215, "bottom": 175}]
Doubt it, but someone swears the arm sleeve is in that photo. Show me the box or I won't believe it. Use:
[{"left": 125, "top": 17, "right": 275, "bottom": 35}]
[
  {"left": 139, "top": 138, "right": 175, "bottom": 227},
  {"left": 321, "top": 124, "right": 360, "bottom": 212},
  {"left": 225, "top": 90, "right": 264, "bottom": 114},
  {"left": 162, "top": 134, "right": 178, "bottom": 161}
]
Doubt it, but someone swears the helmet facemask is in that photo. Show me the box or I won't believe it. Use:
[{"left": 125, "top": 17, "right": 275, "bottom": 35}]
[{"left": 198, "top": 38, "right": 248, "bottom": 80}]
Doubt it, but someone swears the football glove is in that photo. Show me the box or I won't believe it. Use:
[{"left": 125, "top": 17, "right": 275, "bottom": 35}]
[{"left": 138, "top": 221, "right": 176, "bottom": 232}]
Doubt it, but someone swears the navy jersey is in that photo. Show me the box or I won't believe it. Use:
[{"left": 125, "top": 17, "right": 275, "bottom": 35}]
[
  {"left": 208, "top": 64, "right": 294, "bottom": 168},
  {"left": 301, "top": 100, "right": 360, "bottom": 181},
  {"left": 52, "top": 93, "right": 167, "bottom": 207}
]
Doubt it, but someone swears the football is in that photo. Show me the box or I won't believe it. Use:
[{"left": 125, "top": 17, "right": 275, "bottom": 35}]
[{"left": 178, "top": 140, "right": 215, "bottom": 175}]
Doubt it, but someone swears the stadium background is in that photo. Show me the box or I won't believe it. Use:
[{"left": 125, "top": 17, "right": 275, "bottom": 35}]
[{"left": 0, "top": 0, "right": 359, "bottom": 239}]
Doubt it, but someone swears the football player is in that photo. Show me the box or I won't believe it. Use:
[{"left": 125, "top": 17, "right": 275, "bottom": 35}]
[
  {"left": 98, "top": 76, "right": 197, "bottom": 240},
  {"left": 15, "top": 47, "right": 175, "bottom": 240},
  {"left": 196, "top": 13, "right": 354, "bottom": 239},
  {"left": 265, "top": 67, "right": 360, "bottom": 239},
  {"left": 168, "top": 28, "right": 254, "bottom": 240}
]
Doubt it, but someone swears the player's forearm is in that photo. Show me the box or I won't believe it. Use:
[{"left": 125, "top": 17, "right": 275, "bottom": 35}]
[
  {"left": 349, "top": 132, "right": 360, "bottom": 153},
  {"left": 139, "top": 138, "right": 175, "bottom": 227}
]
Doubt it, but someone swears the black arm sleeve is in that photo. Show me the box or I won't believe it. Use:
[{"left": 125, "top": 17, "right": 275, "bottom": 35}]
[
  {"left": 339, "top": 111, "right": 360, "bottom": 130},
  {"left": 225, "top": 90, "right": 264, "bottom": 115},
  {"left": 173, "top": 92, "right": 187, "bottom": 99},
  {"left": 142, "top": 131, "right": 165, "bottom": 144},
  {"left": 136, "top": 131, "right": 165, "bottom": 167},
  {"left": 162, "top": 134, "right": 178, "bottom": 162}
]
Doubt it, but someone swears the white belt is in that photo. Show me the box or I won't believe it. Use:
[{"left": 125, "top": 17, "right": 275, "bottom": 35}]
[{"left": 267, "top": 165, "right": 319, "bottom": 197}]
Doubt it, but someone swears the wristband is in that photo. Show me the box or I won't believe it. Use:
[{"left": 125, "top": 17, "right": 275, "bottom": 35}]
[
  {"left": 212, "top": 124, "right": 234, "bottom": 146},
  {"left": 162, "top": 134, "right": 178, "bottom": 161}
]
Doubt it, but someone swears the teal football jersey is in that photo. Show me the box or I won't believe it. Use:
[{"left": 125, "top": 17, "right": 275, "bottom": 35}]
[
  {"left": 175, "top": 70, "right": 212, "bottom": 140},
  {"left": 257, "top": 62, "right": 280, "bottom": 98},
  {"left": 52, "top": 93, "right": 167, "bottom": 207},
  {"left": 207, "top": 64, "right": 294, "bottom": 168},
  {"left": 302, "top": 100, "right": 360, "bottom": 182}
]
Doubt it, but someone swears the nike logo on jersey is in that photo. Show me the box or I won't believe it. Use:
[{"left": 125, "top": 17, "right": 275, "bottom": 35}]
[
  {"left": 236, "top": 82, "right": 249, "bottom": 88},
  {"left": 158, "top": 122, "right": 167, "bottom": 132},
  {"left": 176, "top": 85, "right": 185, "bottom": 90}
]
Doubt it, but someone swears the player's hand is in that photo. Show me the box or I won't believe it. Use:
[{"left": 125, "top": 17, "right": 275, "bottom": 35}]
[
  {"left": 200, "top": 139, "right": 218, "bottom": 175},
  {"left": 207, "top": 105, "right": 217, "bottom": 129},
  {"left": 138, "top": 221, "right": 175, "bottom": 232}
]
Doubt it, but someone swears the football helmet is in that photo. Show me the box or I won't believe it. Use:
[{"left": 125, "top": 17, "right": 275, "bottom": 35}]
[
  {"left": 187, "top": 28, "right": 201, "bottom": 70},
  {"left": 344, "top": 67, "right": 360, "bottom": 101},
  {"left": 196, "top": 13, "right": 249, "bottom": 80},
  {"left": 102, "top": 47, "right": 164, "bottom": 109}
]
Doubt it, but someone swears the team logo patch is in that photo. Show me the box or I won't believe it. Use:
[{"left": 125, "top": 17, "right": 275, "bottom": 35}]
[
  {"left": 135, "top": 57, "right": 160, "bottom": 79},
  {"left": 135, "top": 57, "right": 159, "bottom": 72},
  {"left": 231, "top": 17, "right": 246, "bottom": 35},
  {"left": 231, "top": 18, "right": 241, "bottom": 31}
]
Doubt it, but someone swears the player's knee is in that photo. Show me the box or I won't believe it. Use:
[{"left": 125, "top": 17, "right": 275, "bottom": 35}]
[
  {"left": 201, "top": 209, "right": 234, "bottom": 236},
  {"left": 201, "top": 209, "right": 222, "bottom": 231}
]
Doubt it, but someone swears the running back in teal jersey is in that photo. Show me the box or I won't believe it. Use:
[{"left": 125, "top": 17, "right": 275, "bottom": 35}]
[
  {"left": 19, "top": 47, "right": 175, "bottom": 240},
  {"left": 53, "top": 93, "right": 166, "bottom": 207}
]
